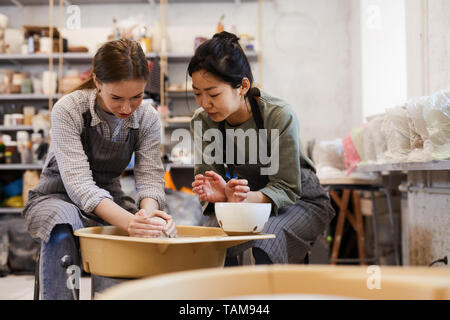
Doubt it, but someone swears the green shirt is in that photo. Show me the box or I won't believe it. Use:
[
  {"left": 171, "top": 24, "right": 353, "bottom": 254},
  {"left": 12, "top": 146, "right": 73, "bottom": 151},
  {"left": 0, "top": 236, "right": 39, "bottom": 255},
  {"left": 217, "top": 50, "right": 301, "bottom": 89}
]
[{"left": 190, "top": 89, "right": 315, "bottom": 215}]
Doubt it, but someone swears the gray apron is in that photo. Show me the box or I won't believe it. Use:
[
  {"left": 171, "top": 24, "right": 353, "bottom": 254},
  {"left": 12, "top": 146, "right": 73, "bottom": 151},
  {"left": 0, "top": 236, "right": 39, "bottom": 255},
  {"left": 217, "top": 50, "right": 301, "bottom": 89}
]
[
  {"left": 204, "top": 88, "right": 335, "bottom": 264},
  {"left": 23, "top": 109, "right": 139, "bottom": 243}
]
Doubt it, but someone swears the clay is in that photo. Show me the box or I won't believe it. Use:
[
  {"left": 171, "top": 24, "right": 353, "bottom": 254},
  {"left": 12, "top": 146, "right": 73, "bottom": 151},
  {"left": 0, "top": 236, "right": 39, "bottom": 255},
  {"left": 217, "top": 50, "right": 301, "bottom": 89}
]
[{"left": 149, "top": 216, "right": 177, "bottom": 238}]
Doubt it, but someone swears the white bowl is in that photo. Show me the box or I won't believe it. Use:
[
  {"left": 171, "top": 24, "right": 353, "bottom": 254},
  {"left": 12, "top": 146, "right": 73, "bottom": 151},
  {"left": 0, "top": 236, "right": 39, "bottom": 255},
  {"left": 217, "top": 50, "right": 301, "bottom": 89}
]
[{"left": 214, "top": 202, "right": 271, "bottom": 235}]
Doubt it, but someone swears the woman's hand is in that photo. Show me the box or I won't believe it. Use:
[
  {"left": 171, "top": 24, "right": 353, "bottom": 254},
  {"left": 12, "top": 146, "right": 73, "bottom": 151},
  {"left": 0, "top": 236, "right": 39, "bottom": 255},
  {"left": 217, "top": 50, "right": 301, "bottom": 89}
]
[
  {"left": 149, "top": 209, "right": 178, "bottom": 238},
  {"left": 225, "top": 179, "right": 250, "bottom": 202},
  {"left": 192, "top": 171, "right": 227, "bottom": 203},
  {"left": 127, "top": 209, "right": 177, "bottom": 238},
  {"left": 127, "top": 209, "right": 166, "bottom": 238}
]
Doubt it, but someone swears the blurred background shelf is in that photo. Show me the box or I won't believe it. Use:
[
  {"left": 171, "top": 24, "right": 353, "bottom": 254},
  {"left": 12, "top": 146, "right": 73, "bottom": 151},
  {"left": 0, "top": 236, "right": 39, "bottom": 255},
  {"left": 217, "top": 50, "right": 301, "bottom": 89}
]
[
  {"left": 0, "top": 94, "right": 62, "bottom": 100},
  {"left": 164, "top": 116, "right": 191, "bottom": 128},
  {"left": 0, "top": 207, "right": 22, "bottom": 214},
  {"left": 167, "top": 90, "right": 194, "bottom": 98},
  {"left": 0, "top": 125, "right": 34, "bottom": 131},
  {"left": 0, "top": 52, "right": 257, "bottom": 64},
  {"left": 357, "top": 160, "right": 450, "bottom": 172},
  {"left": 0, "top": 164, "right": 44, "bottom": 170},
  {"left": 0, "top": 0, "right": 258, "bottom": 6}
]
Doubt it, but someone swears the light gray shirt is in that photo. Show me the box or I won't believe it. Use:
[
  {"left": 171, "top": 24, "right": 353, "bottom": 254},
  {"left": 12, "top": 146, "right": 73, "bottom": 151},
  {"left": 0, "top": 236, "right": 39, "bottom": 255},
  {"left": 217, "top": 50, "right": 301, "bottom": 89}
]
[
  {"left": 46, "top": 88, "right": 165, "bottom": 213},
  {"left": 94, "top": 103, "right": 124, "bottom": 141}
]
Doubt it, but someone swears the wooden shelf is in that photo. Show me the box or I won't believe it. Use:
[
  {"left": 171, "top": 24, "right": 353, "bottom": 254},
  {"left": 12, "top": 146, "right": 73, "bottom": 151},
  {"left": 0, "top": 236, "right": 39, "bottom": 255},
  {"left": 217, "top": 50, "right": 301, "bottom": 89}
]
[
  {"left": 164, "top": 163, "right": 194, "bottom": 170},
  {"left": 0, "top": 207, "right": 22, "bottom": 214},
  {"left": 0, "top": 0, "right": 257, "bottom": 6},
  {"left": 0, "top": 52, "right": 157, "bottom": 63},
  {"left": 168, "top": 91, "right": 195, "bottom": 99},
  {"left": 0, "top": 51, "right": 256, "bottom": 63},
  {"left": 0, "top": 94, "right": 62, "bottom": 100},
  {"left": 0, "top": 164, "right": 44, "bottom": 170},
  {"left": 163, "top": 116, "right": 191, "bottom": 128},
  {"left": 356, "top": 160, "right": 450, "bottom": 172},
  {"left": 0, "top": 125, "right": 34, "bottom": 131},
  {"left": 165, "top": 51, "right": 258, "bottom": 62},
  {"left": 165, "top": 121, "right": 190, "bottom": 129}
]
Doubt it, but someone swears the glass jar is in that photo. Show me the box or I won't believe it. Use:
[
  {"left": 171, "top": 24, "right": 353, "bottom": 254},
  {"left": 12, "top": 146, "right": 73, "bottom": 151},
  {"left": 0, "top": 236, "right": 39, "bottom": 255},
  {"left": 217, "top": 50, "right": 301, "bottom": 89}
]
[
  {"left": 11, "top": 113, "right": 24, "bottom": 125},
  {"left": 23, "top": 106, "right": 35, "bottom": 125},
  {"left": 4, "top": 151, "right": 12, "bottom": 164}
]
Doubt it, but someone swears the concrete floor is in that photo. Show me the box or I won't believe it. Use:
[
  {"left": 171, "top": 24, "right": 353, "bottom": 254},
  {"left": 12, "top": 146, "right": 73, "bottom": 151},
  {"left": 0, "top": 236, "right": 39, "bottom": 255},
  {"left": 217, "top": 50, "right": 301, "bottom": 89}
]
[{"left": 0, "top": 274, "right": 92, "bottom": 300}]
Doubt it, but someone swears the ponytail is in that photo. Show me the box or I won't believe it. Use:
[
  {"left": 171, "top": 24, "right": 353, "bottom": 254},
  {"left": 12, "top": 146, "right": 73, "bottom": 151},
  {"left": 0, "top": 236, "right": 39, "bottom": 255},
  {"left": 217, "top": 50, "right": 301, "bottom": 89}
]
[
  {"left": 72, "top": 74, "right": 95, "bottom": 92},
  {"left": 188, "top": 31, "right": 253, "bottom": 90}
]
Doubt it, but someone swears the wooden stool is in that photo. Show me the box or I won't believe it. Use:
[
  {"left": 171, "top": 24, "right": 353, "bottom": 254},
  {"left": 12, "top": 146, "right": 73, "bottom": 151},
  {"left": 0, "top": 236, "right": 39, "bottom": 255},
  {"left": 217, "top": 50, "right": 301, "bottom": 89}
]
[
  {"left": 329, "top": 188, "right": 369, "bottom": 265},
  {"left": 320, "top": 177, "right": 400, "bottom": 266}
]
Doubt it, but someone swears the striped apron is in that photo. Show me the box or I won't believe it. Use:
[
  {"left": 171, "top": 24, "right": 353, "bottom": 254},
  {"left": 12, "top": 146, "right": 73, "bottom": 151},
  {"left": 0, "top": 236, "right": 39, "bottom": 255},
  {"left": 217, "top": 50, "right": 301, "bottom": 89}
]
[
  {"left": 22, "top": 110, "right": 139, "bottom": 243},
  {"left": 204, "top": 89, "right": 335, "bottom": 264}
]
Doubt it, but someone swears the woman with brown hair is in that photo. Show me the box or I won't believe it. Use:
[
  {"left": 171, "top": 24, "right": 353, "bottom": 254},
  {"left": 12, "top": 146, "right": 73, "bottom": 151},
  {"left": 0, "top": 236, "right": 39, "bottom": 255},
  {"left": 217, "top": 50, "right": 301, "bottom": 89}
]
[{"left": 22, "top": 38, "right": 175, "bottom": 299}]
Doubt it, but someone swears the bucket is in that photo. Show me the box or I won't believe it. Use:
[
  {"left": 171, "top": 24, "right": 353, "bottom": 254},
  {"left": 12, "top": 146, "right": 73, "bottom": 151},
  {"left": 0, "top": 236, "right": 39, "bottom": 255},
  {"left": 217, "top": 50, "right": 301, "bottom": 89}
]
[{"left": 74, "top": 225, "right": 275, "bottom": 278}]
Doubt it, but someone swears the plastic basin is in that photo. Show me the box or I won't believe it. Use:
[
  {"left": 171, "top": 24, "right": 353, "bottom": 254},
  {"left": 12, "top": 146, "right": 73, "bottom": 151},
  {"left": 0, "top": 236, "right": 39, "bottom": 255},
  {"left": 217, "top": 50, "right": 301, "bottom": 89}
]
[{"left": 74, "top": 225, "right": 275, "bottom": 278}]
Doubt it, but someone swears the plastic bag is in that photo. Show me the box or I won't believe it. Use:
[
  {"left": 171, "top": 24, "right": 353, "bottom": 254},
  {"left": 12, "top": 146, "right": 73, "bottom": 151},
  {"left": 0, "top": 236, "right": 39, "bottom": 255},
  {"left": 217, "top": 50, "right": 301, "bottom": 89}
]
[
  {"left": 406, "top": 96, "right": 433, "bottom": 162},
  {"left": 343, "top": 133, "right": 361, "bottom": 175},
  {"left": 3, "top": 178, "right": 22, "bottom": 198},
  {"left": 363, "top": 120, "right": 377, "bottom": 163},
  {"left": 4, "top": 195, "right": 22, "bottom": 208},
  {"left": 312, "top": 139, "right": 345, "bottom": 171},
  {"left": 382, "top": 106, "right": 412, "bottom": 162},
  {"left": 422, "top": 88, "right": 450, "bottom": 160},
  {"left": 351, "top": 125, "right": 366, "bottom": 164},
  {"left": 405, "top": 88, "right": 450, "bottom": 161},
  {"left": 364, "top": 115, "right": 387, "bottom": 163}
]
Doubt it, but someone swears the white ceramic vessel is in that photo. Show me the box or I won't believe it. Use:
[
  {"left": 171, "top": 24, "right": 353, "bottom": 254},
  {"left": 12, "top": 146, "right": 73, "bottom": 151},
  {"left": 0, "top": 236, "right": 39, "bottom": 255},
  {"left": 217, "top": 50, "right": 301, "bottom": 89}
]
[{"left": 214, "top": 202, "right": 271, "bottom": 235}]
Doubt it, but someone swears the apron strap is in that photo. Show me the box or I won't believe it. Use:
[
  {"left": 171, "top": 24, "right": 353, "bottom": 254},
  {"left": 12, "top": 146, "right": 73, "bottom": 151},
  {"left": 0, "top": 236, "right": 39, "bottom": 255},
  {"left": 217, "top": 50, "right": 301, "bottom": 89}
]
[
  {"left": 220, "top": 87, "right": 265, "bottom": 180},
  {"left": 80, "top": 110, "right": 92, "bottom": 148},
  {"left": 82, "top": 109, "right": 92, "bottom": 128}
]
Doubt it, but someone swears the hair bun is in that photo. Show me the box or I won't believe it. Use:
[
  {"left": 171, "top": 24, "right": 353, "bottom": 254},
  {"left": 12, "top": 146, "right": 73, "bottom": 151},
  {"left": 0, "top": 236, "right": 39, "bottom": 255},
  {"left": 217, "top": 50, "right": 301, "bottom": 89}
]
[{"left": 213, "top": 31, "right": 240, "bottom": 44}]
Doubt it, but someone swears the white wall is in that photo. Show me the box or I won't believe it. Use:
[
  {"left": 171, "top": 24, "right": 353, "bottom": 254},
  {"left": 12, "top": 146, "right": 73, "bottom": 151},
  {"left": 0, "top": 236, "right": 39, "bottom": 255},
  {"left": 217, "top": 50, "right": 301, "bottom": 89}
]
[
  {"left": 2, "top": 0, "right": 355, "bottom": 148},
  {"left": 405, "top": 0, "right": 450, "bottom": 98},
  {"left": 3, "top": 0, "right": 449, "bottom": 135},
  {"left": 355, "top": 0, "right": 450, "bottom": 119},
  {"left": 360, "top": 0, "right": 407, "bottom": 119},
  {"left": 425, "top": 0, "right": 450, "bottom": 94},
  {"left": 261, "top": 0, "right": 355, "bottom": 145}
]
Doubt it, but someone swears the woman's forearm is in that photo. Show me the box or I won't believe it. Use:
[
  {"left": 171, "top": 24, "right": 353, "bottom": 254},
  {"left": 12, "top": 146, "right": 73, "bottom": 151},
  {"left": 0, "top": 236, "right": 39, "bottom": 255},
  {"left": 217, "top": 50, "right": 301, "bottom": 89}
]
[
  {"left": 244, "top": 191, "right": 273, "bottom": 204},
  {"left": 94, "top": 198, "right": 135, "bottom": 232},
  {"left": 140, "top": 197, "right": 160, "bottom": 214}
]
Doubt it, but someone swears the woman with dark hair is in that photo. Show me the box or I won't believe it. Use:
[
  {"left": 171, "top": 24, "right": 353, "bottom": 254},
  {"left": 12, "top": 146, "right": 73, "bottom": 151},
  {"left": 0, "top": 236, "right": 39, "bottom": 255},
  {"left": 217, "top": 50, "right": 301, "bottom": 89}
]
[
  {"left": 190, "top": 31, "right": 335, "bottom": 265},
  {"left": 23, "top": 38, "right": 176, "bottom": 299}
]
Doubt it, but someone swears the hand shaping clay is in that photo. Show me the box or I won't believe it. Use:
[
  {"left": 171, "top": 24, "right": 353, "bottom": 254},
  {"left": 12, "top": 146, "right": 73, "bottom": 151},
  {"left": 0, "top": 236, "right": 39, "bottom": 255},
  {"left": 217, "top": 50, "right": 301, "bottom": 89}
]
[{"left": 149, "top": 216, "right": 177, "bottom": 238}]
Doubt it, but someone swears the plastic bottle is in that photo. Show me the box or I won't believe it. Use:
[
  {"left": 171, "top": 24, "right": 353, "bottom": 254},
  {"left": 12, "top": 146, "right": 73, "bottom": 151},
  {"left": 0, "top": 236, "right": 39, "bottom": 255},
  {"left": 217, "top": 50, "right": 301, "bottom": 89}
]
[
  {"left": 217, "top": 14, "right": 225, "bottom": 33},
  {"left": 4, "top": 151, "right": 12, "bottom": 164},
  {"left": 28, "top": 36, "right": 34, "bottom": 54},
  {"left": 25, "top": 140, "right": 33, "bottom": 164},
  {"left": 0, "top": 136, "right": 5, "bottom": 164},
  {"left": 112, "top": 18, "right": 120, "bottom": 40}
]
